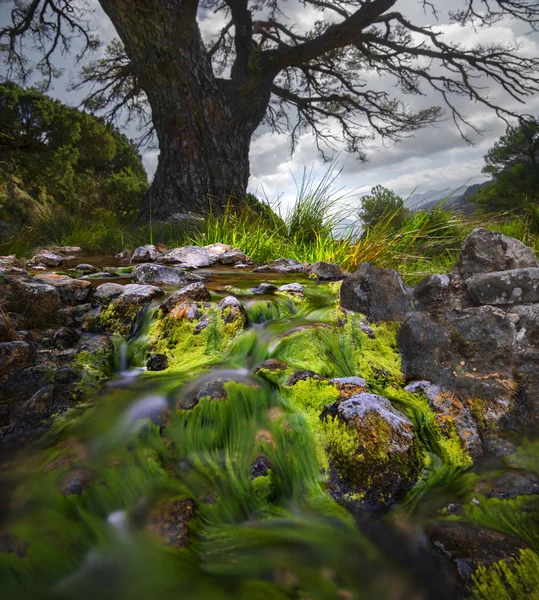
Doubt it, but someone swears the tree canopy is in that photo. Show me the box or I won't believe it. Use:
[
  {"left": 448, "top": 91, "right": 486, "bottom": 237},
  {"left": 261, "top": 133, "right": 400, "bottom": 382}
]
[
  {"left": 471, "top": 117, "right": 539, "bottom": 228},
  {"left": 358, "top": 185, "right": 408, "bottom": 230},
  {"left": 0, "top": 82, "right": 148, "bottom": 224},
  {"left": 1, "top": 1, "right": 538, "bottom": 218}
]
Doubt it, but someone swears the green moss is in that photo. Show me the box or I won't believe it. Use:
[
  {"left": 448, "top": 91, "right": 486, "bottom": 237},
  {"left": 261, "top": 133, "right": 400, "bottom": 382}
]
[
  {"left": 74, "top": 348, "right": 114, "bottom": 387},
  {"left": 356, "top": 320, "right": 403, "bottom": 385},
  {"left": 100, "top": 300, "right": 146, "bottom": 336},
  {"left": 148, "top": 303, "right": 245, "bottom": 372},
  {"left": 251, "top": 474, "right": 275, "bottom": 502},
  {"left": 471, "top": 549, "right": 539, "bottom": 600}
]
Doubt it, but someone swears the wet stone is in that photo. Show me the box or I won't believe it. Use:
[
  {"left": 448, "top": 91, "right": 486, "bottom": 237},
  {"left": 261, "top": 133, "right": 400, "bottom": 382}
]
[
  {"left": 60, "top": 468, "right": 96, "bottom": 496},
  {"left": 249, "top": 283, "right": 277, "bottom": 295},
  {"left": 145, "top": 498, "right": 195, "bottom": 548},
  {"left": 329, "top": 376, "right": 369, "bottom": 398},
  {"left": 131, "top": 263, "right": 201, "bottom": 286},
  {"left": 309, "top": 261, "right": 346, "bottom": 281},
  {"left": 147, "top": 353, "right": 169, "bottom": 372},
  {"left": 94, "top": 283, "right": 125, "bottom": 304},
  {"left": 130, "top": 244, "right": 160, "bottom": 263},
  {"left": 160, "top": 283, "right": 212, "bottom": 313},
  {"left": 287, "top": 370, "right": 325, "bottom": 386}
]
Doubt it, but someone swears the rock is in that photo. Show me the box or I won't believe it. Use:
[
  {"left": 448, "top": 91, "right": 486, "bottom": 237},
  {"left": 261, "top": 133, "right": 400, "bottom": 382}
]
[
  {"left": 60, "top": 468, "right": 95, "bottom": 496},
  {"left": 249, "top": 283, "right": 277, "bottom": 295},
  {"left": 160, "top": 283, "right": 212, "bottom": 313},
  {"left": 29, "top": 250, "right": 63, "bottom": 267},
  {"left": 156, "top": 245, "right": 218, "bottom": 268},
  {"left": 116, "top": 250, "right": 130, "bottom": 260},
  {"left": 0, "top": 275, "right": 60, "bottom": 328},
  {"left": 0, "top": 341, "right": 33, "bottom": 375},
  {"left": 131, "top": 263, "right": 201, "bottom": 286},
  {"left": 75, "top": 263, "right": 98, "bottom": 274},
  {"left": 329, "top": 376, "right": 369, "bottom": 398},
  {"left": 309, "top": 261, "right": 346, "bottom": 281},
  {"left": 0, "top": 532, "right": 27, "bottom": 557},
  {"left": 327, "top": 392, "right": 420, "bottom": 507},
  {"left": 287, "top": 370, "right": 325, "bottom": 386},
  {"left": 253, "top": 258, "right": 310, "bottom": 274},
  {"left": 457, "top": 228, "right": 538, "bottom": 277},
  {"left": 100, "top": 284, "right": 164, "bottom": 336},
  {"left": 46, "top": 245, "right": 82, "bottom": 255},
  {"left": 0, "top": 316, "right": 13, "bottom": 342},
  {"left": 404, "top": 381, "right": 482, "bottom": 459},
  {"left": 219, "top": 250, "right": 252, "bottom": 265},
  {"left": 254, "top": 359, "right": 288, "bottom": 374},
  {"left": 204, "top": 243, "right": 232, "bottom": 256},
  {"left": 467, "top": 268, "right": 539, "bottom": 305},
  {"left": 52, "top": 327, "right": 81, "bottom": 349},
  {"left": 34, "top": 273, "right": 92, "bottom": 304},
  {"left": 145, "top": 498, "right": 195, "bottom": 548},
  {"left": 217, "top": 296, "right": 246, "bottom": 326},
  {"left": 340, "top": 262, "right": 409, "bottom": 322},
  {"left": 147, "top": 353, "right": 169, "bottom": 372},
  {"left": 474, "top": 470, "right": 539, "bottom": 500},
  {"left": 425, "top": 521, "right": 527, "bottom": 589},
  {"left": 398, "top": 312, "right": 452, "bottom": 383},
  {"left": 130, "top": 245, "right": 160, "bottom": 263},
  {"left": 94, "top": 283, "right": 125, "bottom": 304},
  {"left": 414, "top": 274, "right": 451, "bottom": 309},
  {"left": 277, "top": 282, "right": 305, "bottom": 300},
  {"left": 234, "top": 263, "right": 250, "bottom": 269}
]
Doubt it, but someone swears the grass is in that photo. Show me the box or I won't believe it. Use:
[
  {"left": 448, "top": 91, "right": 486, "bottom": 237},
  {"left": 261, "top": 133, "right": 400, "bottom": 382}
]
[{"left": 1, "top": 172, "right": 538, "bottom": 285}]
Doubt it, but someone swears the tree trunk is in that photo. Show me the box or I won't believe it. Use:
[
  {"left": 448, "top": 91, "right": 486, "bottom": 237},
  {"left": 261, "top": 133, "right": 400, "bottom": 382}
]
[{"left": 99, "top": 0, "right": 271, "bottom": 221}]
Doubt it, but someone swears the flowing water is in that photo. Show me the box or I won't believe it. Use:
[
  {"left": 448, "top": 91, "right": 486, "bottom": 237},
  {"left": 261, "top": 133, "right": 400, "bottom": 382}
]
[{"left": 2, "top": 265, "right": 539, "bottom": 599}]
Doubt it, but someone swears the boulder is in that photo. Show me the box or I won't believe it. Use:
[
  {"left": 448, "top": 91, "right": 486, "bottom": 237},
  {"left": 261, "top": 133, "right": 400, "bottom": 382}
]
[
  {"left": 204, "top": 243, "right": 232, "bottom": 256},
  {"left": 277, "top": 282, "right": 305, "bottom": 300},
  {"left": 34, "top": 273, "right": 92, "bottom": 304},
  {"left": 328, "top": 376, "right": 369, "bottom": 398},
  {"left": 156, "top": 246, "right": 219, "bottom": 268},
  {"left": 217, "top": 296, "right": 246, "bottom": 326},
  {"left": 131, "top": 263, "right": 201, "bottom": 286},
  {"left": 249, "top": 283, "right": 277, "bottom": 295},
  {"left": 309, "top": 261, "right": 346, "bottom": 281},
  {"left": 0, "top": 341, "right": 33, "bottom": 375},
  {"left": 94, "top": 283, "right": 125, "bottom": 304},
  {"left": 29, "top": 250, "right": 63, "bottom": 267},
  {"left": 327, "top": 392, "right": 420, "bottom": 507},
  {"left": 398, "top": 312, "right": 452, "bottom": 382},
  {"left": 457, "top": 228, "right": 538, "bottom": 277},
  {"left": 75, "top": 263, "right": 98, "bottom": 274},
  {"left": 219, "top": 250, "right": 252, "bottom": 265},
  {"left": 100, "top": 284, "right": 164, "bottom": 336},
  {"left": 147, "top": 353, "right": 169, "bottom": 372},
  {"left": 413, "top": 274, "right": 451, "bottom": 310},
  {"left": 467, "top": 268, "right": 539, "bottom": 305},
  {"left": 0, "top": 275, "right": 60, "bottom": 328},
  {"left": 130, "top": 245, "right": 160, "bottom": 263},
  {"left": 340, "top": 262, "right": 409, "bottom": 321},
  {"left": 425, "top": 521, "right": 528, "bottom": 590},
  {"left": 160, "top": 283, "right": 212, "bottom": 313},
  {"left": 253, "top": 258, "right": 310, "bottom": 274}
]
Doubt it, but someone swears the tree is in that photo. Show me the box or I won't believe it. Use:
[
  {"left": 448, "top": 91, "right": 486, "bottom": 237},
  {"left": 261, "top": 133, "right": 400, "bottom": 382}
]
[
  {"left": 1, "top": 1, "right": 539, "bottom": 221},
  {"left": 471, "top": 117, "right": 539, "bottom": 221},
  {"left": 358, "top": 185, "right": 408, "bottom": 230},
  {"left": 0, "top": 82, "right": 148, "bottom": 223}
]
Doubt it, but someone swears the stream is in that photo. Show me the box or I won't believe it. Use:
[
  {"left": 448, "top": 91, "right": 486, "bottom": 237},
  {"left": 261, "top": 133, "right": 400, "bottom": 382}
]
[{"left": 2, "top": 261, "right": 539, "bottom": 599}]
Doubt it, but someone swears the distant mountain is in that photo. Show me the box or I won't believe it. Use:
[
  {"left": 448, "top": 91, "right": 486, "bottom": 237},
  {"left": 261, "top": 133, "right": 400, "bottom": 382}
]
[{"left": 405, "top": 181, "right": 491, "bottom": 215}]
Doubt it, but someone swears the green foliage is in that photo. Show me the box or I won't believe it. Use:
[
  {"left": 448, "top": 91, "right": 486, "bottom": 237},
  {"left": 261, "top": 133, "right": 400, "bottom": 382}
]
[
  {"left": 358, "top": 185, "right": 409, "bottom": 230},
  {"left": 0, "top": 81, "right": 148, "bottom": 224},
  {"left": 471, "top": 118, "right": 539, "bottom": 230}
]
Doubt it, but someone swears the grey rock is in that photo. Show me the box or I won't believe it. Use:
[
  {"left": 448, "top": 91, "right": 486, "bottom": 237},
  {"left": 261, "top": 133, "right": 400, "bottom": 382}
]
[
  {"left": 249, "top": 283, "right": 277, "bottom": 295},
  {"left": 398, "top": 312, "right": 452, "bottom": 382},
  {"left": 34, "top": 273, "right": 92, "bottom": 304},
  {"left": 130, "top": 245, "right": 160, "bottom": 263},
  {"left": 29, "top": 250, "right": 63, "bottom": 267},
  {"left": 253, "top": 258, "right": 310, "bottom": 274},
  {"left": 457, "top": 228, "right": 538, "bottom": 277},
  {"left": 414, "top": 274, "right": 451, "bottom": 309},
  {"left": 160, "top": 283, "right": 212, "bottom": 313},
  {"left": 75, "top": 264, "right": 98, "bottom": 274},
  {"left": 0, "top": 275, "right": 60, "bottom": 328},
  {"left": 204, "top": 243, "right": 232, "bottom": 257},
  {"left": 338, "top": 393, "right": 415, "bottom": 452},
  {"left": 329, "top": 377, "right": 369, "bottom": 398},
  {"left": 309, "top": 261, "right": 346, "bottom": 281},
  {"left": 340, "top": 262, "right": 409, "bottom": 322},
  {"left": 0, "top": 340, "right": 33, "bottom": 371},
  {"left": 156, "top": 245, "right": 218, "bottom": 268},
  {"left": 467, "top": 267, "right": 539, "bottom": 305},
  {"left": 287, "top": 370, "right": 324, "bottom": 386},
  {"left": 94, "top": 283, "right": 125, "bottom": 304},
  {"left": 131, "top": 263, "right": 200, "bottom": 286},
  {"left": 219, "top": 250, "right": 252, "bottom": 265},
  {"left": 217, "top": 296, "right": 246, "bottom": 325},
  {"left": 277, "top": 282, "right": 305, "bottom": 299}
]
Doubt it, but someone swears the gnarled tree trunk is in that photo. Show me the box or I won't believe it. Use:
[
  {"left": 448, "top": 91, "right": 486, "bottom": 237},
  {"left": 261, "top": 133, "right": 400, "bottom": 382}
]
[{"left": 100, "top": 0, "right": 271, "bottom": 221}]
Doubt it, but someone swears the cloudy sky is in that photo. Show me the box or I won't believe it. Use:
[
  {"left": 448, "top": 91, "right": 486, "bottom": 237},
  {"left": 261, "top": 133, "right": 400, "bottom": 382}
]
[{"left": 2, "top": 0, "right": 539, "bottom": 211}]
